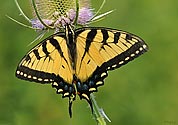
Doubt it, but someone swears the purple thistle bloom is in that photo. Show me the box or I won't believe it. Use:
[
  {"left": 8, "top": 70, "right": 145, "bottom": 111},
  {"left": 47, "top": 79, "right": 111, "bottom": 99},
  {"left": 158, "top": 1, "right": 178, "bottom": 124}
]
[
  {"left": 31, "top": 19, "right": 53, "bottom": 29},
  {"left": 68, "top": 7, "right": 93, "bottom": 25},
  {"left": 78, "top": 8, "right": 93, "bottom": 24}
]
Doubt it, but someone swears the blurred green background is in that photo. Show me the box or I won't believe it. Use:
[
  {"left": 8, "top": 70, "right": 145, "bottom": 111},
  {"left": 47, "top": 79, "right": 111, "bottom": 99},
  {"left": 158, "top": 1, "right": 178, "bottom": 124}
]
[{"left": 1, "top": 0, "right": 178, "bottom": 125}]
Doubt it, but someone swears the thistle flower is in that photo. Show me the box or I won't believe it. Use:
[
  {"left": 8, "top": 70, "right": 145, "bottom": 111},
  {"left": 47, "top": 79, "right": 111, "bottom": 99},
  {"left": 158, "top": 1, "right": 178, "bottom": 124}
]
[
  {"left": 31, "top": 0, "right": 94, "bottom": 30},
  {"left": 31, "top": 19, "right": 53, "bottom": 29},
  {"left": 9, "top": 0, "right": 113, "bottom": 33}
]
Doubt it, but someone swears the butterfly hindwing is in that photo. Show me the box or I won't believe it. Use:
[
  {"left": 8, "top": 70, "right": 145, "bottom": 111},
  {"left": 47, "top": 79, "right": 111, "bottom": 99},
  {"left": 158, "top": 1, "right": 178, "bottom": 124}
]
[{"left": 16, "top": 32, "right": 74, "bottom": 84}]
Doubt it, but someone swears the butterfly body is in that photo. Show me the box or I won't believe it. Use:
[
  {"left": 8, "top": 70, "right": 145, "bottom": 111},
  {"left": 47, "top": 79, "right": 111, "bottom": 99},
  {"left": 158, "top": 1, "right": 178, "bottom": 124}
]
[{"left": 16, "top": 25, "right": 148, "bottom": 117}]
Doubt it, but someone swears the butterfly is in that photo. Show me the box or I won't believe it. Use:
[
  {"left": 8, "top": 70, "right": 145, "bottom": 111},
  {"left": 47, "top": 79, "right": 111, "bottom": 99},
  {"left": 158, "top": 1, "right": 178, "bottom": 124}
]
[{"left": 16, "top": 24, "right": 148, "bottom": 117}]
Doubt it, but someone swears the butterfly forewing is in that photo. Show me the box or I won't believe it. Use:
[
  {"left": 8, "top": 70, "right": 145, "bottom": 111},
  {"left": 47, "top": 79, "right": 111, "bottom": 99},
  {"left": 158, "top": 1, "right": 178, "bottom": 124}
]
[
  {"left": 75, "top": 28, "right": 148, "bottom": 82},
  {"left": 16, "top": 33, "right": 74, "bottom": 84}
]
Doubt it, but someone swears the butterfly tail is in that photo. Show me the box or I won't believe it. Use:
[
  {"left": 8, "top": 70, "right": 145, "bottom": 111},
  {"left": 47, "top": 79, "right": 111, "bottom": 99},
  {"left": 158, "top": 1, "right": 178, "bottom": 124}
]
[
  {"left": 69, "top": 98, "right": 73, "bottom": 118},
  {"left": 78, "top": 92, "right": 94, "bottom": 114}
]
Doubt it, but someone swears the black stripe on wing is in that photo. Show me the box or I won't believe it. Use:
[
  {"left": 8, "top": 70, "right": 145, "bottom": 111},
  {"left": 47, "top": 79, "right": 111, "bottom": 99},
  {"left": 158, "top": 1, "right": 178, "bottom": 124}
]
[
  {"left": 99, "top": 39, "right": 148, "bottom": 72},
  {"left": 16, "top": 66, "right": 55, "bottom": 83},
  {"left": 15, "top": 32, "right": 67, "bottom": 84}
]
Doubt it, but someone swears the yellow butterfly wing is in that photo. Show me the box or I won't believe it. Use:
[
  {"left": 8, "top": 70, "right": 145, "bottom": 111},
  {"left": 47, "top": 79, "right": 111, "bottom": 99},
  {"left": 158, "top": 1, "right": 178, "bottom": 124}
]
[
  {"left": 16, "top": 33, "right": 74, "bottom": 84},
  {"left": 75, "top": 28, "right": 148, "bottom": 83}
]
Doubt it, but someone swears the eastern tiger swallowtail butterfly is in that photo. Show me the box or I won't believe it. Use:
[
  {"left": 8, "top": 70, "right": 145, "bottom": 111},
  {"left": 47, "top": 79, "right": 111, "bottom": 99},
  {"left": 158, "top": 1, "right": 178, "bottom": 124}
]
[{"left": 16, "top": 24, "right": 148, "bottom": 117}]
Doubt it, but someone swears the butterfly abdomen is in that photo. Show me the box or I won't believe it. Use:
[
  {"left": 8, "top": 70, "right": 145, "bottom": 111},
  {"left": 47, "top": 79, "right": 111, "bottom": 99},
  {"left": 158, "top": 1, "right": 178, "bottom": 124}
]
[{"left": 65, "top": 25, "right": 77, "bottom": 69}]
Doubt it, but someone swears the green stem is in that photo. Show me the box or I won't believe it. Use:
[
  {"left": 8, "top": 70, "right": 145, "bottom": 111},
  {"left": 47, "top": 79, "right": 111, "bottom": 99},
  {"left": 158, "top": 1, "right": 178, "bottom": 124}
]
[
  {"left": 90, "top": 93, "right": 109, "bottom": 125},
  {"left": 74, "top": 0, "right": 79, "bottom": 26}
]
